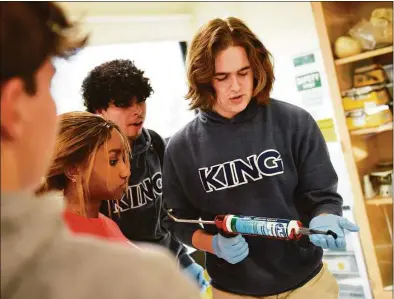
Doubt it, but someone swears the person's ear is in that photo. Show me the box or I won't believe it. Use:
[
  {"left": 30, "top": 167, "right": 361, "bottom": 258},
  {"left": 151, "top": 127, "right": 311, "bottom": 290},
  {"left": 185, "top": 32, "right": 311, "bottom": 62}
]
[
  {"left": 96, "top": 108, "right": 106, "bottom": 118},
  {"left": 0, "top": 78, "right": 26, "bottom": 141},
  {"left": 64, "top": 164, "right": 80, "bottom": 183}
]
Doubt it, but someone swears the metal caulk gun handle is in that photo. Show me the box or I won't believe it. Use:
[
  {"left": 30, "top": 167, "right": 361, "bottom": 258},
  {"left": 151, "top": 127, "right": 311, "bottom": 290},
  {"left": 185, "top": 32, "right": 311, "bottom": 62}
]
[
  {"left": 299, "top": 227, "right": 338, "bottom": 239},
  {"left": 166, "top": 210, "right": 234, "bottom": 236}
]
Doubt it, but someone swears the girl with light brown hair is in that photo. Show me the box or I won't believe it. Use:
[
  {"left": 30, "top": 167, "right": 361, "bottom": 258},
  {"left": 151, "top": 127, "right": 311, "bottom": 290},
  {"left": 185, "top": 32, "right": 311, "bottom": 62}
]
[{"left": 38, "top": 111, "right": 132, "bottom": 244}]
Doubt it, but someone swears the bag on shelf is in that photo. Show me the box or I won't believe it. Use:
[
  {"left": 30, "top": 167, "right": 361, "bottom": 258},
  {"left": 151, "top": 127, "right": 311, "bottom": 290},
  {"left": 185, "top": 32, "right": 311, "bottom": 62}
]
[{"left": 349, "top": 8, "right": 393, "bottom": 50}]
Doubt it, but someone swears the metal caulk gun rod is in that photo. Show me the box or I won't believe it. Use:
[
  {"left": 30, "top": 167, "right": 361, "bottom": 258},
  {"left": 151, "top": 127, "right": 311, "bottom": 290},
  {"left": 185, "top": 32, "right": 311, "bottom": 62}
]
[{"left": 167, "top": 209, "right": 216, "bottom": 225}]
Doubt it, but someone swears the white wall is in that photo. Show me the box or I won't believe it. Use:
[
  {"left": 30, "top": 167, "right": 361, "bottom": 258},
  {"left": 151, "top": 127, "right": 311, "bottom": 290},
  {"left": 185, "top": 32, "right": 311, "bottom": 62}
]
[{"left": 58, "top": 2, "right": 194, "bottom": 45}]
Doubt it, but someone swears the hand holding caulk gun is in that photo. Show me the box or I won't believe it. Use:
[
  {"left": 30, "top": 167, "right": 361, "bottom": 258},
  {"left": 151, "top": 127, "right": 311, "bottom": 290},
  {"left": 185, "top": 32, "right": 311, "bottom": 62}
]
[{"left": 167, "top": 210, "right": 360, "bottom": 264}]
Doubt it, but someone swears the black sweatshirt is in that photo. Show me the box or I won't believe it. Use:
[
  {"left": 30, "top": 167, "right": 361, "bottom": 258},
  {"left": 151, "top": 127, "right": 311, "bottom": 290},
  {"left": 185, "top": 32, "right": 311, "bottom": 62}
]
[
  {"left": 100, "top": 128, "right": 193, "bottom": 268},
  {"left": 163, "top": 99, "right": 343, "bottom": 296}
]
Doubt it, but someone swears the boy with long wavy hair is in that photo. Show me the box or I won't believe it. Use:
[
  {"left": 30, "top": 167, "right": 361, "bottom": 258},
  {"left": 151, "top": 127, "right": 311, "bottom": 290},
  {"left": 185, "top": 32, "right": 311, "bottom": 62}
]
[{"left": 163, "top": 17, "right": 359, "bottom": 299}]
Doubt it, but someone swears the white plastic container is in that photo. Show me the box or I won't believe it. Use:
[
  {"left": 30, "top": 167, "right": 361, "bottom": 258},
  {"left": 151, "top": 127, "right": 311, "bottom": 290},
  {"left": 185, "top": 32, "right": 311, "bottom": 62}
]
[{"left": 383, "top": 64, "right": 393, "bottom": 82}]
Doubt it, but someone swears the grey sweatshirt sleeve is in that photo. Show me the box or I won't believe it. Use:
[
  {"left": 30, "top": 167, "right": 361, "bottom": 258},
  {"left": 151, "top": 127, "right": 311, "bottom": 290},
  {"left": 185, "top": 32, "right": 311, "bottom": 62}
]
[
  {"left": 162, "top": 148, "right": 202, "bottom": 247},
  {"left": 294, "top": 114, "right": 343, "bottom": 218}
]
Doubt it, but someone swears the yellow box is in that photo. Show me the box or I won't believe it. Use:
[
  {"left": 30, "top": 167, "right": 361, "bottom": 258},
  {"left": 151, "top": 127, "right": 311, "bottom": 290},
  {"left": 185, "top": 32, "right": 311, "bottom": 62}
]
[
  {"left": 353, "top": 64, "right": 388, "bottom": 88},
  {"left": 345, "top": 105, "right": 393, "bottom": 131},
  {"left": 342, "top": 84, "right": 390, "bottom": 111}
]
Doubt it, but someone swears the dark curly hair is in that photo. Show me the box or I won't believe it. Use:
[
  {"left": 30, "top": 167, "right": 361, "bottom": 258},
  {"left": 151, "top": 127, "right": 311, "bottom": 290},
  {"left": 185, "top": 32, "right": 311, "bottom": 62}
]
[{"left": 82, "top": 59, "right": 153, "bottom": 113}]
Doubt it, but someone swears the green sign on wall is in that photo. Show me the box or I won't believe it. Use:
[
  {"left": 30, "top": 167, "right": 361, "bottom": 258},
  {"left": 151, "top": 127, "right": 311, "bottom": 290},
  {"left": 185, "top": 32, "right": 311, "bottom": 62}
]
[
  {"left": 295, "top": 71, "right": 322, "bottom": 91},
  {"left": 293, "top": 53, "right": 315, "bottom": 67}
]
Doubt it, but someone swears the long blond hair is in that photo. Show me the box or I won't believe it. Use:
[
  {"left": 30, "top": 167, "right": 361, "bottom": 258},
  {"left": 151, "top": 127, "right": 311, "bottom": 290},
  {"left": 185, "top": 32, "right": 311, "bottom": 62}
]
[{"left": 37, "top": 111, "right": 131, "bottom": 216}]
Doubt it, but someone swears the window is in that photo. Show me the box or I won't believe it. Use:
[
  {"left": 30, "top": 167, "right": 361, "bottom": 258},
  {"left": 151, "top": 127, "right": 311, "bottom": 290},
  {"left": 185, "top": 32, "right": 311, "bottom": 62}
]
[{"left": 51, "top": 41, "right": 195, "bottom": 138}]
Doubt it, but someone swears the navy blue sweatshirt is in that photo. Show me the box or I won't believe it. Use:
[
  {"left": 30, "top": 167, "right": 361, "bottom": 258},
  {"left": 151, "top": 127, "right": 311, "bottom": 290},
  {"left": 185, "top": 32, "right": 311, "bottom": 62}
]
[
  {"left": 163, "top": 99, "right": 343, "bottom": 296},
  {"left": 100, "top": 128, "right": 193, "bottom": 268}
]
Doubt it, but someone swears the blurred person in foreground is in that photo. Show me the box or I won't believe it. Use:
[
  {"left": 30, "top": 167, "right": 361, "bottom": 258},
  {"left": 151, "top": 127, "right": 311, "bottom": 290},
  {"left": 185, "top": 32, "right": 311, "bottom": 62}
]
[{"left": 0, "top": 2, "right": 200, "bottom": 299}]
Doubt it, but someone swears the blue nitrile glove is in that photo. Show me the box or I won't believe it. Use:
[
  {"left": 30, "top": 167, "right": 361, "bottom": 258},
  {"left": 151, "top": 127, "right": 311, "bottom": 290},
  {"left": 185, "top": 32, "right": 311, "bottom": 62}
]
[
  {"left": 212, "top": 234, "right": 249, "bottom": 264},
  {"left": 309, "top": 214, "right": 359, "bottom": 249},
  {"left": 183, "top": 262, "right": 210, "bottom": 293}
]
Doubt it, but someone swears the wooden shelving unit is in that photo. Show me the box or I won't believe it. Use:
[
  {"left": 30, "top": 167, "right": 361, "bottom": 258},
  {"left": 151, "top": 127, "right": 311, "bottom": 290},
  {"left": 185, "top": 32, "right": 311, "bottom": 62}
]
[
  {"left": 365, "top": 196, "right": 393, "bottom": 206},
  {"left": 335, "top": 46, "right": 393, "bottom": 66},
  {"left": 311, "top": 2, "right": 393, "bottom": 299},
  {"left": 350, "top": 123, "right": 393, "bottom": 136}
]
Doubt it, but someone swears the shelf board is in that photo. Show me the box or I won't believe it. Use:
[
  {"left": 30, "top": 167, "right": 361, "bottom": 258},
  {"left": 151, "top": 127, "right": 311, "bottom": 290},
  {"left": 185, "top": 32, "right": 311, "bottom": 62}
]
[
  {"left": 335, "top": 45, "right": 393, "bottom": 66},
  {"left": 331, "top": 271, "right": 360, "bottom": 276},
  {"left": 350, "top": 122, "right": 393, "bottom": 136},
  {"left": 377, "top": 290, "right": 393, "bottom": 299},
  {"left": 374, "top": 244, "right": 393, "bottom": 250},
  {"left": 365, "top": 196, "right": 393, "bottom": 205},
  {"left": 384, "top": 285, "right": 393, "bottom": 291},
  {"left": 324, "top": 250, "right": 355, "bottom": 256}
]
